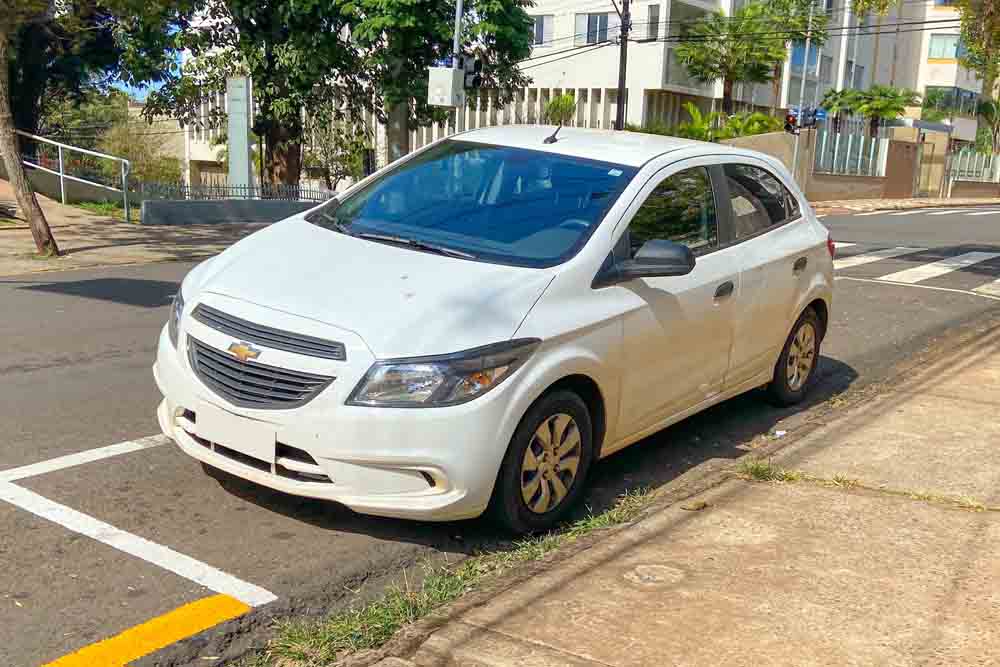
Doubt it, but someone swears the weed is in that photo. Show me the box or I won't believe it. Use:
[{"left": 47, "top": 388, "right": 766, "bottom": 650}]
[
  {"left": 242, "top": 488, "right": 652, "bottom": 666},
  {"left": 738, "top": 457, "right": 801, "bottom": 483}
]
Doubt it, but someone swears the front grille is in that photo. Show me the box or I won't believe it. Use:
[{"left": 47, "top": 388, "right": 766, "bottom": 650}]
[
  {"left": 188, "top": 337, "right": 334, "bottom": 409},
  {"left": 192, "top": 304, "right": 346, "bottom": 361}
]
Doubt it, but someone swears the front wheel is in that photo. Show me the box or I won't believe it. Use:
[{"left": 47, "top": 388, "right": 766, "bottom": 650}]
[
  {"left": 767, "top": 308, "right": 822, "bottom": 406},
  {"left": 491, "top": 390, "right": 594, "bottom": 534}
]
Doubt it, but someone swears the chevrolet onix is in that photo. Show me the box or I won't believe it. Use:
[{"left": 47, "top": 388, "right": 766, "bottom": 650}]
[{"left": 154, "top": 126, "right": 833, "bottom": 533}]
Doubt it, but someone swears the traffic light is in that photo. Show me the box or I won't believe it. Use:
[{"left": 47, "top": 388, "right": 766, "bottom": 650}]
[{"left": 784, "top": 113, "right": 798, "bottom": 134}]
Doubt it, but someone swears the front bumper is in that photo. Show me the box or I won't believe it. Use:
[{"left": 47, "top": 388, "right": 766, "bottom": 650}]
[{"left": 154, "top": 322, "right": 519, "bottom": 522}]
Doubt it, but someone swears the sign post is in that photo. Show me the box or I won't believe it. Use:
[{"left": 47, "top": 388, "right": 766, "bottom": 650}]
[{"left": 226, "top": 77, "right": 253, "bottom": 196}]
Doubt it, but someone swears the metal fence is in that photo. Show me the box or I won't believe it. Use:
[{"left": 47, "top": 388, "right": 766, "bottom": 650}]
[
  {"left": 139, "top": 182, "right": 334, "bottom": 202},
  {"left": 16, "top": 130, "right": 132, "bottom": 221},
  {"left": 948, "top": 150, "right": 998, "bottom": 183},
  {"left": 812, "top": 117, "right": 890, "bottom": 178}
]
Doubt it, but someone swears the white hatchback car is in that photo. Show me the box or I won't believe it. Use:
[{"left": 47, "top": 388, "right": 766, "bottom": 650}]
[{"left": 154, "top": 126, "right": 833, "bottom": 532}]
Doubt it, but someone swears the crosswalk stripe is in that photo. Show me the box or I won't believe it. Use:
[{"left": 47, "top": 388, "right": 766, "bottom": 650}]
[
  {"left": 853, "top": 211, "right": 884, "bottom": 217},
  {"left": 966, "top": 210, "right": 1000, "bottom": 217},
  {"left": 833, "top": 247, "right": 924, "bottom": 271},
  {"left": 875, "top": 251, "right": 1000, "bottom": 284},
  {"left": 834, "top": 242, "right": 856, "bottom": 249},
  {"left": 888, "top": 210, "right": 926, "bottom": 216},
  {"left": 973, "top": 277, "right": 1000, "bottom": 297},
  {"left": 926, "top": 210, "right": 962, "bottom": 216}
]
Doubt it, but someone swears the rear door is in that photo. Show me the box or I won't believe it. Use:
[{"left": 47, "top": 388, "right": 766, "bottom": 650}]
[
  {"left": 614, "top": 162, "right": 740, "bottom": 437},
  {"left": 719, "top": 161, "right": 820, "bottom": 387}
]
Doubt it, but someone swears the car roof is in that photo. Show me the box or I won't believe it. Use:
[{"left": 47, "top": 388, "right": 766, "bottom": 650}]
[{"left": 455, "top": 125, "right": 730, "bottom": 167}]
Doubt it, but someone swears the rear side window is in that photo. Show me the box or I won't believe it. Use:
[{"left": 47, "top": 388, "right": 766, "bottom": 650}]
[
  {"left": 625, "top": 166, "right": 719, "bottom": 257},
  {"left": 723, "top": 164, "right": 799, "bottom": 240}
]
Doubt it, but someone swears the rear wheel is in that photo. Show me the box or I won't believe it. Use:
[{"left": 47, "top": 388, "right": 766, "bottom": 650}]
[
  {"left": 491, "top": 390, "right": 594, "bottom": 534},
  {"left": 767, "top": 308, "right": 822, "bottom": 406}
]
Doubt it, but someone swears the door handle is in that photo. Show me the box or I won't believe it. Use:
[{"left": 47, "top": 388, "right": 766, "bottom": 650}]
[
  {"left": 793, "top": 257, "right": 808, "bottom": 274},
  {"left": 714, "top": 280, "right": 735, "bottom": 299}
]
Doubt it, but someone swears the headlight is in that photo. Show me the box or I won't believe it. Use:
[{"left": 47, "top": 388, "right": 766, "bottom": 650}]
[
  {"left": 168, "top": 291, "right": 185, "bottom": 348},
  {"left": 347, "top": 338, "right": 540, "bottom": 407}
]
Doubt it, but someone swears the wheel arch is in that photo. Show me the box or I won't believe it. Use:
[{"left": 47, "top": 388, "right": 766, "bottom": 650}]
[{"left": 538, "top": 374, "right": 608, "bottom": 457}]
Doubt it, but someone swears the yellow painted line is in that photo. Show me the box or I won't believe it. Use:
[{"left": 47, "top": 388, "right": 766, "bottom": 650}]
[{"left": 43, "top": 594, "right": 250, "bottom": 667}]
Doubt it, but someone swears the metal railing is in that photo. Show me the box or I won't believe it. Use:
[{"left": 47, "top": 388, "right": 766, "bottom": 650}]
[
  {"left": 16, "top": 130, "right": 132, "bottom": 223},
  {"left": 139, "top": 182, "right": 334, "bottom": 202},
  {"left": 812, "top": 118, "right": 890, "bottom": 178},
  {"left": 948, "top": 149, "right": 998, "bottom": 183}
]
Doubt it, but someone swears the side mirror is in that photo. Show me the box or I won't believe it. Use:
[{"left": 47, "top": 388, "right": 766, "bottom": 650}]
[{"left": 592, "top": 239, "right": 696, "bottom": 288}]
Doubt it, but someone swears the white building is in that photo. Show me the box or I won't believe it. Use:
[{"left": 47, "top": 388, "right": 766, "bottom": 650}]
[{"left": 521, "top": 0, "right": 985, "bottom": 137}]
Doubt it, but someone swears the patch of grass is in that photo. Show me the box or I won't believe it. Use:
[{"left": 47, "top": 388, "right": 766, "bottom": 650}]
[
  {"left": 738, "top": 457, "right": 801, "bottom": 483},
  {"left": 74, "top": 201, "right": 141, "bottom": 222},
  {"left": 830, "top": 474, "right": 860, "bottom": 489},
  {"left": 244, "top": 488, "right": 652, "bottom": 667}
]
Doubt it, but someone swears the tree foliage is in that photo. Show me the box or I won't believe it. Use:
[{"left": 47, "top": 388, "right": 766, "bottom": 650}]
[
  {"left": 957, "top": 0, "right": 1000, "bottom": 103},
  {"left": 303, "top": 119, "right": 371, "bottom": 191},
  {"left": 145, "top": 0, "right": 534, "bottom": 185},
  {"left": 675, "top": 3, "right": 787, "bottom": 114},
  {"left": 544, "top": 94, "right": 576, "bottom": 125},
  {"left": 852, "top": 85, "right": 919, "bottom": 135},
  {"left": 820, "top": 88, "right": 859, "bottom": 130},
  {"left": 97, "top": 120, "right": 182, "bottom": 183}
]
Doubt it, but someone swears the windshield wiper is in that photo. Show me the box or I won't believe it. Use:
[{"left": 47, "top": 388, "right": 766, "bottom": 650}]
[{"left": 355, "top": 232, "right": 477, "bottom": 260}]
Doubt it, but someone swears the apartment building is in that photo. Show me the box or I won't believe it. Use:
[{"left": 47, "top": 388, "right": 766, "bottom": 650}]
[{"left": 522, "top": 0, "right": 981, "bottom": 134}]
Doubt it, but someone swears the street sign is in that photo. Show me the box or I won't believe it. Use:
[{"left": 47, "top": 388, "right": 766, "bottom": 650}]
[{"left": 815, "top": 109, "right": 828, "bottom": 120}]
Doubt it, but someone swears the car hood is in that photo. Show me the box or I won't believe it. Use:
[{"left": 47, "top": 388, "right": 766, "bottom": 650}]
[{"left": 188, "top": 218, "right": 555, "bottom": 358}]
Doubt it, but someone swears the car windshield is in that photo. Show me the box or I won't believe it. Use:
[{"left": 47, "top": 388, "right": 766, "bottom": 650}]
[{"left": 305, "top": 140, "right": 638, "bottom": 268}]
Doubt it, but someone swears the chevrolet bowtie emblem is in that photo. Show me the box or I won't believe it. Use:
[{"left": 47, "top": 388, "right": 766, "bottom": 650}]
[{"left": 227, "top": 341, "right": 261, "bottom": 363}]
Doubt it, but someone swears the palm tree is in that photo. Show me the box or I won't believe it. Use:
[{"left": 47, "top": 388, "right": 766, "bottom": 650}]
[
  {"left": 853, "top": 85, "right": 919, "bottom": 137},
  {"left": 977, "top": 100, "right": 1000, "bottom": 154},
  {"left": 676, "top": 4, "right": 786, "bottom": 115},
  {"left": 674, "top": 102, "right": 726, "bottom": 142},
  {"left": 820, "top": 89, "right": 859, "bottom": 132}
]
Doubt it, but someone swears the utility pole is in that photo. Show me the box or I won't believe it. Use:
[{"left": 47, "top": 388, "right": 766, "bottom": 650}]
[
  {"left": 615, "top": 0, "right": 630, "bottom": 130},
  {"left": 791, "top": 0, "right": 815, "bottom": 181}
]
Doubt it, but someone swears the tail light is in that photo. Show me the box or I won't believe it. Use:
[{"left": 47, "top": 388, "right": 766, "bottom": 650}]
[{"left": 826, "top": 235, "right": 836, "bottom": 259}]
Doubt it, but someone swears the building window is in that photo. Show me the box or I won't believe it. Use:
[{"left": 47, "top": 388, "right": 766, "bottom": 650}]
[
  {"left": 647, "top": 4, "right": 660, "bottom": 40},
  {"left": 820, "top": 55, "right": 833, "bottom": 83},
  {"left": 852, "top": 65, "right": 865, "bottom": 88},
  {"left": 576, "top": 13, "right": 613, "bottom": 44},
  {"left": 929, "top": 33, "right": 962, "bottom": 59},
  {"left": 531, "top": 15, "right": 553, "bottom": 46}
]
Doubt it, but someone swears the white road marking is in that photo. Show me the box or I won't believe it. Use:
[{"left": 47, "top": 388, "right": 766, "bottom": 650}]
[
  {"left": 0, "top": 435, "right": 168, "bottom": 483},
  {"left": 853, "top": 211, "right": 885, "bottom": 217},
  {"left": 834, "top": 242, "right": 856, "bottom": 249},
  {"left": 837, "top": 276, "right": 1000, "bottom": 301},
  {"left": 0, "top": 481, "right": 277, "bottom": 607},
  {"left": 973, "top": 277, "right": 1000, "bottom": 297},
  {"left": 875, "top": 251, "right": 1000, "bottom": 284},
  {"left": 833, "top": 247, "right": 924, "bottom": 271},
  {"left": 966, "top": 210, "right": 1000, "bottom": 217},
  {"left": 888, "top": 210, "right": 926, "bottom": 216},
  {"left": 926, "top": 210, "right": 963, "bottom": 216}
]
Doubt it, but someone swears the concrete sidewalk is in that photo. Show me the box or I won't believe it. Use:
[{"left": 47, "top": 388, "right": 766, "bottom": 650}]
[
  {"left": 379, "top": 328, "right": 1000, "bottom": 666},
  {"left": 0, "top": 181, "right": 261, "bottom": 277},
  {"left": 813, "top": 196, "right": 1000, "bottom": 214}
]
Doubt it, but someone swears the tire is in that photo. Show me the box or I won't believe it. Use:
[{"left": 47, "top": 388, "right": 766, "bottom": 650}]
[
  {"left": 490, "top": 390, "right": 594, "bottom": 534},
  {"left": 767, "top": 307, "right": 822, "bottom": 407}
]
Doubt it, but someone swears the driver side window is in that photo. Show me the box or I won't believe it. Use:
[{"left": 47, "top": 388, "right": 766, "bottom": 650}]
[{"left": 624, "top": 167, "right": 719, "bottom": 258}]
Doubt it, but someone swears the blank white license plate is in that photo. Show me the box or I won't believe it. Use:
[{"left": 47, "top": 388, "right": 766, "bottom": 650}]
[{"left": 196, "top": 402, "right": 275, "bottom": 463}]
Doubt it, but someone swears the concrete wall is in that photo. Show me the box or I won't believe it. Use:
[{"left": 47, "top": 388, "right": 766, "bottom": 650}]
[
  {"left": 141, "top": 199, "right": 315, "bottom": 225},
  {"left": 806, "top": 173, "right": 887, "bottom": 202},
  {"left": 951, "top": 181, "right": 1000, "bottom": 198}
]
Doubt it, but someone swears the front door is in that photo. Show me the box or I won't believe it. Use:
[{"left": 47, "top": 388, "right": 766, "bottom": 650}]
[{"left": 614, "top": 163, "right": 739, "bottom": 437}]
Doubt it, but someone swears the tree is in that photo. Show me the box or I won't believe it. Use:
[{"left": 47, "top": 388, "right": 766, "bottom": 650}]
[
  {"left": 347, "top": 0, "right": 533, "bottom": 162},
  {"left": 976, "top": 99, "right": 1000, "bottom": 152},
  {"left": 957, "top": 0, "right": 1000, "bottom": 132},
  {"left": 853, "top": 85, "right": 919, "bottom": 136},
  {"left": 303, "top": 119, "right": 371, "bottom": 191},
  {"left": 821, "top": 88, "right": 859, "bottom": 131},
  {"left": 673, "top": 102, "right": 726, "bottom": 142},
  {"left": 544, "top": 94, "right": 576, "bottom": 126},
  {"left": 761, "top": 0, "right": 829, "bottom": 115},
  {"left": 676, "top": 3, "right": 787, "bottom": 115},
  {"left": 3, "top": 0, "right": 192, "bottom": 255},
  {"left": 98, "top": 121, "right": 183, "bottom": 184},
  {"left": 1, "top": 0, "right": 60, "bottom": 255},
  {"left": 212, "top": 130, "right": 262, "bottom": 180}
]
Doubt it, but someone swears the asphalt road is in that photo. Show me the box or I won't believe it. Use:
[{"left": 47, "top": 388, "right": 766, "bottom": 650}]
[{"left": 3, "top": 206, "right": 1000, "bottom": 666}]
